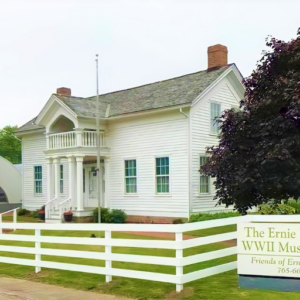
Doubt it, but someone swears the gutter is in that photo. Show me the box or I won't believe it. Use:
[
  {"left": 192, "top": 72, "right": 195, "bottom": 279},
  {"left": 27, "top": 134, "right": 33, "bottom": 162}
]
[{"left": 179, "top": 107, "right": 191, "bottom": 220}]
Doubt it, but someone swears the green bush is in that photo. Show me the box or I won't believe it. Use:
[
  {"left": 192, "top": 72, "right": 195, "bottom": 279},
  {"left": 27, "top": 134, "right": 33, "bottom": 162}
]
[
  {"left": 189, "top": 211, "right": 240, "bottom": 223},
  {"left": 93, "top": 208, "right": 127, "bottom": 223},
  {"left": 17, "top": 208, "right": 31, "bottom": 216},
  {"left": 93, "top": 207, "right": 111, "bottom": 223},
  {"left": 172, "top": 218, "right": 184, "bottom": 224},
  {"left": 287, "top": 200, "right": 300, "bottom": 214},
  {"left": 258, "top": 203, "right": 295, "bottom": 215},
  {"left": 32, "top": 210, "right": 40, "bottom": 218},
  {"left": 110, "top": 209, "right": 127, "bottom": 223}
]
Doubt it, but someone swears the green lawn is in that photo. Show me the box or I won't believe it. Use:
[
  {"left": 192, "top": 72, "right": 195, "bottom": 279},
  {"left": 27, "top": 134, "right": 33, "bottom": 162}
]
[
  {"left": 1, "top": 215, "right": 39, "bottom": 222},
  {"left": 0, "top": 226, "right": 299, "bottom": 299}
]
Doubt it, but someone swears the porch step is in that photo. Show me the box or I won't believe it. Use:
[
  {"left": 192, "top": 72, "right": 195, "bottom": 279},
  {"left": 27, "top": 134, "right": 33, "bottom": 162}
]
[{"left": 45, "top": 218, "right": 62, "bottom": 224}]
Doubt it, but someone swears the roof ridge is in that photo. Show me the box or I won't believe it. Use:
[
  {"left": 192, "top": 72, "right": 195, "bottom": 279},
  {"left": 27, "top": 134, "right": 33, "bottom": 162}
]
[{"left": 85, "top": 66, "right": 229, "bottom": 99}]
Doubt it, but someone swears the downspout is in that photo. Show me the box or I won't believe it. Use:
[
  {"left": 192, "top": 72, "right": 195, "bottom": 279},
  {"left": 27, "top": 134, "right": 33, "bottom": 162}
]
[{"left": 179, "top": 107, "right": 191, "bottom": 220}]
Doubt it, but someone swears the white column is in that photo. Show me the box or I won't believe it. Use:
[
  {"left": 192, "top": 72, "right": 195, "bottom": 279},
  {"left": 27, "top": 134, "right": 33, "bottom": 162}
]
[
  {"left": 45, "top": 133, "right": 50, "bottom": 150},
  {"left": 46, "top": 158, "right": 53, "bottom": 201},
  {"left": 53, "top": 158, "right": 60, "bottom": 203},
  {"left": 104, "top": 158, "right": 110, "bottom": 208},
  {"left": 67, "top": 156, "right": 75, "bottom": 207},
  {"left": 76, "top": 156, "right": 84, "bottom": 211},
  {"left": 75, "top": 128, "right": 84, "bottom": 147}
]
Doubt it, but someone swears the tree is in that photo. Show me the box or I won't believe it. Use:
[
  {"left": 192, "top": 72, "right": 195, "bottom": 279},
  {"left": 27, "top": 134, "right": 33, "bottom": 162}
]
[
  {"left": 0, "top": 125, "right": 21, "bottom": 164},
  {"left": 201, "top": 28, "right": 300, "bottom": 214}
]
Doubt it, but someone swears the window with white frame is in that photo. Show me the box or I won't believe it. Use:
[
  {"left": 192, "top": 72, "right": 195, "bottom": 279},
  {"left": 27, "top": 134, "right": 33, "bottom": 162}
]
[
  {"left": 156, "top": 157, "right": 170, "bottom": 193},
  {"left": 125, "top": 160, "right": 137, "bottom": 193},
  {"left": 200, "top": 156, "right": 210, "bottom": 193},
  {"left": 34, "top": 166, "right": 42, "bottom": 194},
  {"left": 210, "top": 102, "right": 221, "bottom": 134},
  {"left": 60, "top": 165, "right": 64, "bottom": 194}
]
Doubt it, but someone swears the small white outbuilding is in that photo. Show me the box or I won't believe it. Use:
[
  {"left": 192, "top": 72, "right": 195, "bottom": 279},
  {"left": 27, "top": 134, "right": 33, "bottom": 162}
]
[{"left": 0, "top": 156, "right": 22, "bottom": 209}]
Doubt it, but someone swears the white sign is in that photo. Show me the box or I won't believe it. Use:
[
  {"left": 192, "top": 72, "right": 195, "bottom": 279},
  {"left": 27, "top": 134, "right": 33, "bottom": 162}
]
[{"left": 238, "top": 223, "right": 300, "bottom": 278}]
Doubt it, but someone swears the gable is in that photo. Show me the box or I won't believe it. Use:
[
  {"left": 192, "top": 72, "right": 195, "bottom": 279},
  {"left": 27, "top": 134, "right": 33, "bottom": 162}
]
[{"left": 35, "top": 95, "right": 78, "bottom": 132}]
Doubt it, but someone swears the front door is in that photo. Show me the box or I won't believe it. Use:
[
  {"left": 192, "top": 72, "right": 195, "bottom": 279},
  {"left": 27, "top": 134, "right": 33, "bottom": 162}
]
[{"left": 84, "top": 165, "right": 105, "bottom": 208}]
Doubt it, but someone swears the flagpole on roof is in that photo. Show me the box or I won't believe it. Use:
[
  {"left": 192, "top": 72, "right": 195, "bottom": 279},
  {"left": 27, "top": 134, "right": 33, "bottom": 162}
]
[{"left": 96, "top": 54, "right": 101, "bottom": 224}]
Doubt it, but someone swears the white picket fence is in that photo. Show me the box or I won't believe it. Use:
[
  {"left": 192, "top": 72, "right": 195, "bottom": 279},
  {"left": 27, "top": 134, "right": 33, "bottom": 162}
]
[{"left": 0, "top": 215, "right": 273, "bottom": 292}]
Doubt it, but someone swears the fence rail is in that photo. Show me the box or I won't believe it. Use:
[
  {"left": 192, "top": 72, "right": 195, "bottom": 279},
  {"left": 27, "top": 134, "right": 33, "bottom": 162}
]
[
  {"left": 1, "top": 215, "right": 293, "bottom": 292},
  {"left": 0, "top": 207, "right": 19, "bottom": 234}
]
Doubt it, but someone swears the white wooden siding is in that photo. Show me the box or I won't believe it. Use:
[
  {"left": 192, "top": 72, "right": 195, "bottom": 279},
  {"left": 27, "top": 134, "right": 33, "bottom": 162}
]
[
  {"left": 107, "top": 112, "right": 189, "bottom": 218},
  {"left": 22, "top": 134, "right": 69, "bottom": 210},
  {"left": 190, "top": 78, "right": 242, "bottom": 213}
]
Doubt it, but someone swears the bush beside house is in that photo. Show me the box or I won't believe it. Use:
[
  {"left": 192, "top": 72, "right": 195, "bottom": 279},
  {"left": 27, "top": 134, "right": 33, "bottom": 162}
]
[{"left": 93, "top": 208, "right": 127, "bottom": 223}]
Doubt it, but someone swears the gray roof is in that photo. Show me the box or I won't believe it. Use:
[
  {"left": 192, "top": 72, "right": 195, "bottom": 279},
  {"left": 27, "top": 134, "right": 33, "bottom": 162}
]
[
  {"left": 18, "top": 65, "right": 231, "bottom": 132},
  {"left": 17, "top": 117, "right": 44, "bottom": 133}
]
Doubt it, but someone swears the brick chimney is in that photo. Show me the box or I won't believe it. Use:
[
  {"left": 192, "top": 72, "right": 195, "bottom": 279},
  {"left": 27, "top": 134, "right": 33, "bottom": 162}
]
[
  {"left": 207, "top": 44, "right": 228, "bottom": 70},
  {"left": 56, "top": 87, "right": 71, "bottom": 96}
]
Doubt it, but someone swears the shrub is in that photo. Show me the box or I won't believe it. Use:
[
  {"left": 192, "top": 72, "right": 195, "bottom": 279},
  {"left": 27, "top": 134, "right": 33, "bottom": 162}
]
[
  {"left": 32, "top": 210, "right": 39, "bottom": 218},
  {"left": 189, "top": 211, "right": 240, "bottom": 223},
  {"left": 172, "top": 218, "right": 184, "bottom": 224},
  {"left": 17, "top": 208, "right": 31, "bottom": 216},
  {"left": 93, "top": 207, "right": 112, "bottom": 223},
  {"left": 110, "top": 209, "right": 127, "bottom": 223},
  {"left": 287, "top": 200, "right": 300, "bottom": 214},
  {"left": 258, "top": 203, "right": 295, "bottom": 215}
]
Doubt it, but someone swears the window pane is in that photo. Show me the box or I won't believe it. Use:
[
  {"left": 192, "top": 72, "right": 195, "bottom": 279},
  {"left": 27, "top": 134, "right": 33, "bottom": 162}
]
[
  {"left": 125, "top": 160, "right": 136, "bottom": 177},
  {"left": 157, "top": 176, "right": 169, "bottom": 193},
  {"left": 200, "top": 156, "right": 208, "bottom": 167},
  {"left": 125, "top": 160, "right": 137, "bottom": 193},
  {"left": 60, "top": 180, "right": 63, "bottom": 194},
  {"left": 34, "top": 166, "right": 42, "bottom": 193},
  {"left": 126, "top": 178, "right": 137, "bottom": 193},
  {"left": 60, "top": 165, "right": 63, "bottom": 179},
  {"left": 156, "top": 157, "right": 170, "bottom": 193},
  {"left": 211, "top": 103, "right": 221, "bottom": 134},
  {"left": 156, "top": 157, "right": 169, "bottom": 175},
  {"left": 200, "top": 176, "right": 209, "bottom": 193}
]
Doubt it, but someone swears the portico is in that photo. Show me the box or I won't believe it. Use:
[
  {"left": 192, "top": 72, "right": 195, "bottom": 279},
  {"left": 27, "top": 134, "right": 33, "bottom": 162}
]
[{"left": 45, "top": 154, "right": 110, "bottom": 221}]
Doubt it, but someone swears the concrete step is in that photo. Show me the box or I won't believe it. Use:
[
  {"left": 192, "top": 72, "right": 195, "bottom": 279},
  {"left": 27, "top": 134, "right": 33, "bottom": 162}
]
[
  {"left": 45, "top": 218, "right": 62, "bottom": 224},
  {"left": 50, "top": 213, "right": 60, "bottom": 218}
]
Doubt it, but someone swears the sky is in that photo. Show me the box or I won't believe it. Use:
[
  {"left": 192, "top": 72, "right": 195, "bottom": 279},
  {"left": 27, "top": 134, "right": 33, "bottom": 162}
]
[{"left": 0, "top": 0, "right": 299, "bottom": 129}]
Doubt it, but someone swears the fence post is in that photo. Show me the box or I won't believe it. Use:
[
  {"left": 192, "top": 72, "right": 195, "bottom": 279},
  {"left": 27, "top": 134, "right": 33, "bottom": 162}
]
[
  {"left": 105, "top": 230, "right": 112, "bottom": 282},
  {"left": 13, "top": 209, "right": 17, "bottom": 231},
  {"left": 0, "top": 214, "right": 2, "bottom": 234},
  {"left": 35, "top": 229, "right": 41, "bottom": 273},
  {"left": 175, "top": 232, "right": 183, "bottom": 292}
]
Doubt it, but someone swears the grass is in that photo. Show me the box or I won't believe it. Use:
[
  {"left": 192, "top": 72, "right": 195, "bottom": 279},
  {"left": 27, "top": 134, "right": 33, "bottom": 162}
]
[
  {"left": 0, "top": 225, "right": 300, "bottom": 299},
  {"left": 2, "top": 215, "right": 38, "bottom": 222}
]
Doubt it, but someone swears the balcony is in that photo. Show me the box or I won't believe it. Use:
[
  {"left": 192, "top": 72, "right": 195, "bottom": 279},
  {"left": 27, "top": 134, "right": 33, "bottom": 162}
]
[{"left": 47, "top": 131, "right": 105, "bottom": 150}]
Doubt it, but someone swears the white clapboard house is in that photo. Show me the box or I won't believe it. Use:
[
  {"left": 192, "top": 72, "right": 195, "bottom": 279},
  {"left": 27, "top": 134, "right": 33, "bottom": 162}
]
[{"left": 16, "top": 44, "right": 244, "bottom": 223}]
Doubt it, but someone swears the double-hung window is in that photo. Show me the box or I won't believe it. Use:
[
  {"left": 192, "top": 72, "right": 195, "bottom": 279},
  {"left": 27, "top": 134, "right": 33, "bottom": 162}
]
[
  {"left": 34, "top": 166, "right": 42, "bottom": 194},
  {"left": 125, "top": 160, "right": 137, "bottom": 193},
  {"left": 210, "top": 102, "right": 221, "bottom": 134},
  {"left": 60, "top": 165, "right": 64, "bottom": 194},
  {"left": 156, "top": 157, "right": 170, "bottom": 193},
  {"left": 200, "top": 156, "right": 210, "bottom": 193}
]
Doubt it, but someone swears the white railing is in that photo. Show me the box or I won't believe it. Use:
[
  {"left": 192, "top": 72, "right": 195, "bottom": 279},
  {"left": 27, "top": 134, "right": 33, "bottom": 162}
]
[
  {"left": 82, "top": 131, "right": 97, "bottom": 147},
  {"left": 45, "top": 197, "right": 57, "bottom": 219},
  {"left": 48, "top": 131, "right": 105, "bottom": 150},
  {"left": 0, "top": 207, "right": 19, "bottom": 234},
  {"left": 58, "top": 198, "right": 72, "bottom": 220},
  {"left": 0, "top": 215, "right": 244, "bottom": 292},
  {"left": 82, "top": 131, "right": 105, "bottom": 147},
  {"left": 49, "top": 131, "right": 76, "bottom": 149}
]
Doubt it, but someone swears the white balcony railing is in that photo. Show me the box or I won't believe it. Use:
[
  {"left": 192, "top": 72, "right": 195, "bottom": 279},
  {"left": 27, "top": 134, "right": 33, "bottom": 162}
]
[{"left": 48, "top": 131, "right": 105, "bottom": 150}]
